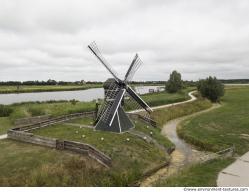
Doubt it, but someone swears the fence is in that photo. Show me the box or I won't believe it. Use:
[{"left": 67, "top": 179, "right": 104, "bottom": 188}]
[
  {"left": 8, "top": 129, "right": 57, "bottom": 148},
  {"left": 12, "top": 111, "right": 96, "bottom": 132},
  {"left": 14, "top": 115, "right": 52, "bottom": 126},
  {"left": 62, "top": 140, "right": 111, "bottom": 167},
  {"left": 8, "top": 111, "right": 112, "bottom": 167},
  {"left": 8, "top": 111, "right": 159, "bottom": 168},
  {"left": 128, "top": 113, "right": 157, "bottom": 127},
  {"left": 7, "top": 129, "right": 111, "bottom": 167}
]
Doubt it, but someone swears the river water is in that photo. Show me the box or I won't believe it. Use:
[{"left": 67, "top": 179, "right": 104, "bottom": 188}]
[{"left": 0, "top": 86, "right": 164, "bottom": 105}]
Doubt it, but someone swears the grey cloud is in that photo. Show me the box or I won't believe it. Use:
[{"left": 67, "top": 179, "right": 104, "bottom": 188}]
[{"left": 0, "top": 0, "right": 249, "bottom": 81}]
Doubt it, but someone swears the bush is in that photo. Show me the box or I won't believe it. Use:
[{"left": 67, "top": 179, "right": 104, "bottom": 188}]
[
  {"left": 166, "top": 70, "right": 183, "bottom": 93},
  {"left": 197, "top": 76, "right": 224, "bottom": 102},
  {"left": 70, "top": 99, "right": 78, "bottom": 105},
  {"left": 27, "top": 106, "right": 46, "bottom": 116},
  {"left": 0, "top": 105, "right": 13, "bottom": 117}
]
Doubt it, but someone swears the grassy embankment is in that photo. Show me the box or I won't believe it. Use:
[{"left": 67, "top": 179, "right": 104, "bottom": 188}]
[
  {"left": 155, "top": 158, "right": 234, "bottom": 187},
  {"left": 156, "top": 86, "right": 249, "bottom": 187},
  {"left": 0, "top": 87, "right": 214, "bottom": 186},
  {"left": 0, "top": 84, "right": 102, "bottom": 94},
  {"left": 178, "top": 87, "right": 249, "bottom": 155}
]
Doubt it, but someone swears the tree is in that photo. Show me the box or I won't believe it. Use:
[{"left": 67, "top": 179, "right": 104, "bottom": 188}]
[
  {"left": 197, "top": 76, "right": 224, "bottom": 102},
  {"left": 166, "top": 70, "right": 183, "bottom": 93}
]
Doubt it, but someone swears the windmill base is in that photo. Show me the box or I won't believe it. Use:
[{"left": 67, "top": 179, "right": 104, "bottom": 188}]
[{"left": 95, "top": 107, "right": 134, "bottom": 133}]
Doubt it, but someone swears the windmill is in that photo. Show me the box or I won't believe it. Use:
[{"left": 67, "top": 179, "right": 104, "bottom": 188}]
[{"left": 88, "top": 42, "right": 153, "bottom": 133}]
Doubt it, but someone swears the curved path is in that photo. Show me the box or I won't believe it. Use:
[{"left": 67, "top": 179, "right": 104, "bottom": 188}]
[
  {"left": 130, "top": 91, "right": 197, "bottom": 114},
  {"left": 140, "top": 102, "right": 220, "bottom": 186}
]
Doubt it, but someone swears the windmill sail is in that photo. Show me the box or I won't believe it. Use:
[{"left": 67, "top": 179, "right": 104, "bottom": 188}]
[
  {"left": 88, "top": 42, "right": 153, "bottom": 133},
  {"left": 88, "top": 42, "right": 120, "bottom": 82},
  {"left": 126, "top": 85, "right": 152, "bottom": 113}
]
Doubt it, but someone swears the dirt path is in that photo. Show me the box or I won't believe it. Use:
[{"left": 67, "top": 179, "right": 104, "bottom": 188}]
[{"left": 140, "top": 104, "right": 221, "bottom": 186}]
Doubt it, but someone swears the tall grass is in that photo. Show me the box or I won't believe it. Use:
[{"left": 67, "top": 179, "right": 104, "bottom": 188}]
[
  {"left": 177, "top": 87, "right": 249, "bottom": 155},
  {"left": 155, "top": 158, "right": 234, "bottom": 187},
  {"left": 152, "top": 99, "right": 212, "bottom": 127},
  {"left": 0, "top": 105, "right": 13, "bottom": 117}
]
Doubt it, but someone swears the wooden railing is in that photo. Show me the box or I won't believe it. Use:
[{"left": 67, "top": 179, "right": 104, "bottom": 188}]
[
  {"left": 7, "top": 111, "right": 112, "bottom": 167},
  {"left": 12, "top": 112, "right": 96, "bottom": 132},
  {"left": 128, "top": 113, "right": 157, "bottom": 127}
]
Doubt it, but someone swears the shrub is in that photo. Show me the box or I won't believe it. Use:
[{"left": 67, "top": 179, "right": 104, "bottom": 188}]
[
  {"left": 27, "top": 106, "right": 46, "bottom": 116},
  {"left": 197, "top": 76, "right": 224, "bottom": 102},
  {"left": 0, "top": 105, "right": 13, "bottom": 117},
  {"left": 166, "top": 70, "right": 183, "bottom": 93},
  {"left": 70, "top": 99, "right": 78, "bottom": 105}
]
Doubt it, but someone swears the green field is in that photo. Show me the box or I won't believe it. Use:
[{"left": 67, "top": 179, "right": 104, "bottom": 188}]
[
  {"left": 0, "top": 101, "right": 96, "bottom": 135},
  {"left": 152, "top": 98, "right": 212, "bottom": 127},
  {"left": 138, "top": 87, "right": 194, "bottom": 108},
  {"left": 0, "top": 139, "right": 105, "bottom": 186},
  {"left": 177, "top": 87, "right": 249, "bottom": 155},
  {"left": 155, "top": 158, "right": 234, "bottom": 187},
  {"left": 0, "top": 118, "right": 169, "bottom": 186},
  {"left": 154, "top": 87, "right": 249, "bottom": 187},
  {"left": 32, "top": 119, "right": 169, "bottom": 169},
  {"left": 0, "top": 84, "right": 102, "bottom": 94}
]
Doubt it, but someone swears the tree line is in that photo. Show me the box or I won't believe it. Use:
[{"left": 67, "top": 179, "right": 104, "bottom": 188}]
[
  {"left": 0, "top": 80, "right": 102, "bottom": 86},
  {"left": 165, "top": 70, "right": 225, "bottom": 102}
]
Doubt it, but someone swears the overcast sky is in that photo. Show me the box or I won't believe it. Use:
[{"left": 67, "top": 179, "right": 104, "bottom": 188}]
[{"left": 0, "top": 0, "right": 249, "bottom": 81}]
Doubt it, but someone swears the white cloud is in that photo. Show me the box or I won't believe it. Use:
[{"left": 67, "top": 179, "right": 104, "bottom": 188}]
[{"left": 0, "top": 0, "right": 249, "bottom": 81}]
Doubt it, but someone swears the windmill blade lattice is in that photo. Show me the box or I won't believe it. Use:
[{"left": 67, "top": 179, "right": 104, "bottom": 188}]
[
  {"left": 96, "top": 80, "right": 120, "bottom": 123},
  {"left": 124, "top": 91, "right": 151, "bottom": 119},
  {"left": 88, "top": 41, "right": 153, "bottom": 133},
  {"left": 125, "top": 55, "right": 143, "bottom": 82},
  {"left": 88, "top": 41, "right": 120, "bottom": 82}
]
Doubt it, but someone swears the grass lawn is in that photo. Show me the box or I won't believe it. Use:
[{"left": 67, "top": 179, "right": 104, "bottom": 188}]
[
  {"left": 0, "top": 84, "right": 102, "bottom": 94},
  {"left": 151, "top": 98, "right": 212, "bottom": 127},
  {"left": 155, "top": 158, "right": 234, "bottom": 187},
  {"left": 140, "top": 87, "right": 194, "bottom": 108},
  {"left": 2, "top": 118, "right": 169, "bottom": 186},
  {"left": 0, "top": 117, "right": 13, "bottom": 135},
  {"left": 0, "top": 139, "right": 106, "bottom": 186},
  {"left": 177, "top": 87, "right": 249, "bottom": 155},
  {"left": 66, "top": 116, "right": 95, "bottom": 125},
  {"left": 134, "top": 120, "right": 173, "bottom": 148},
  {"left": 32, "top": 120, "right": 169, "bottom": 171}
]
